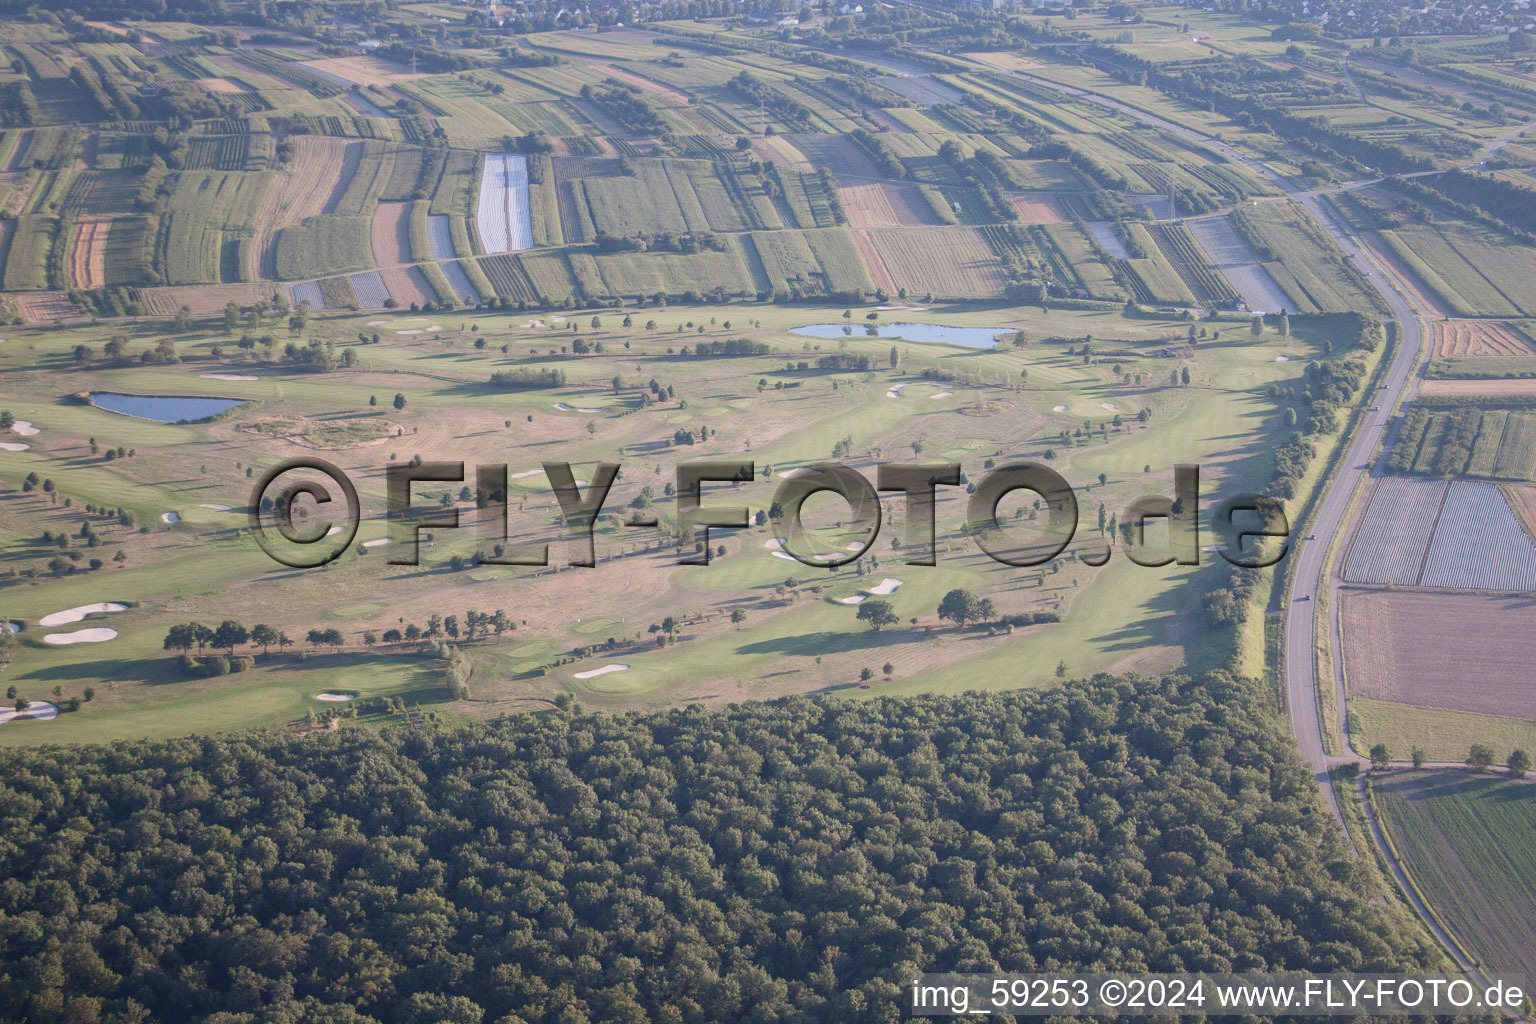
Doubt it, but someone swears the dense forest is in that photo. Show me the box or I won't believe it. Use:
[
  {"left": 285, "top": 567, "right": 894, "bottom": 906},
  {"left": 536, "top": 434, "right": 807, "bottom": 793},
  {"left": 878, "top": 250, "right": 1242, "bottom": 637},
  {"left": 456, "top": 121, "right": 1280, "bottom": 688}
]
[{"left": 0, "top": 672, "right": 1448, "bottom": 1023}]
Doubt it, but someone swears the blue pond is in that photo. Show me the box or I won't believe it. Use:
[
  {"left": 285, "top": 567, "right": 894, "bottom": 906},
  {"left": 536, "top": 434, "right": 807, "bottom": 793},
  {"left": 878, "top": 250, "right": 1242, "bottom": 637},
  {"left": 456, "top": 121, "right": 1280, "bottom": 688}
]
[
  {"left": 90, "top": 392, "right": 245, "bottom": 423},
  {"left": 791, "top": 322, "right": 1009, "bottom": 348}
]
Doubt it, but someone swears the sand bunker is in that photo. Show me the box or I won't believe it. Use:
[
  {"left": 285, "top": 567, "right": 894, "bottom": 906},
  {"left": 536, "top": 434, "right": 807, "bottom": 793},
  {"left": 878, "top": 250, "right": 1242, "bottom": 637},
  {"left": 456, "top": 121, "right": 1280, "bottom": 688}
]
[
  {"left": 316, "top": 692, "right": 356, "bottom": 702},
  {"left": 765, "top": 537, "right": 783, "bottom": 549},
  {"left": 361, "top": 538, "right": 392, "bottom": 548},
  {"left": 200, "top": 372, "right": 259, "bottom": 381},
  {"left": 396, "top": 329, "right": 424, "bottom": 335},
  {"left": 44, "top": 628, "right": 118, "bottom": 644},
  {"left": 509, "top": 469, "right": 543, "bottom": 479},
  {"left": 11, "top": 420, "right": 38, "bottom": 436},
  {"left": 199, "top": 503, "right": 232, "bottom": 510},
  {"left": 887, "top": 384, "right": 907, "bottom": 399},
  {"left": 846, "top": 541, "right": 866, "bottom": 552},
  {"left": 1275, "top": 355, "right": 1290, "bottom": 362},
  {"left": 866, "top": 578, "right": 903, "bottom": 595},
  {"left": 573, "top": 663, "right": 629, "bottom": 679},
  {"left": 39, "top": 602, "right": 127, "bottom": 627},
  {"left": 326, "top": 524, "right": 346, "bottom": 536},
  {"left": 836, "top": 595, "right": 866, "bottom": 605},
  {"left": 930, "top": 392, "right": 952, "bottom": 399},
  {"left": 1101, "top": 402, "right": 1118, "bottom": 411},
  {"left": 772, "top": 550, "right": 797, "bottom": 561},
  {"left": 0, "top": 701, "right": 58, "bottom": 724},
  {"left": 367, "top": 320, "right": 389, "bottom": 326},
  {"left": 780, "top": 467, "right": 813, "bottom": 479},
  {"left": 1053, "top": 405, "right": 1069, "bottom": 412},
  {"left": 0, "top": 442, "right": 29, "bottom": 452},
  {"left": 554, "top": 403, "right": 575, "bottom": 411},
  {"left": 425, "top": 325, "right": 443, "bottom": 331},
  {"left": 162, "top": 511, "right": 180, "bottom": 523}
]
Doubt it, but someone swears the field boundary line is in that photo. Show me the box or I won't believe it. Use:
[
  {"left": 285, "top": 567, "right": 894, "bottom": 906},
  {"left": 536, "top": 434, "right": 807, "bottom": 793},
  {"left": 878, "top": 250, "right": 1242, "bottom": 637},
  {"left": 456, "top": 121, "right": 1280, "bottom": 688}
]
[{"left": 1413, "top": 481, "right": 1452, "bottom": 587}]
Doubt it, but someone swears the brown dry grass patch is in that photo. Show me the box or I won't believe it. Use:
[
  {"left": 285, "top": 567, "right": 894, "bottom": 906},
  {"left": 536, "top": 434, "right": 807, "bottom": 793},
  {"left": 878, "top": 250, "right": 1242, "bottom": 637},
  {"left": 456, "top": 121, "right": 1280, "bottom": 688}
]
[
  {"left": 196, "top": 77, "right": 247, "bottom": 94},
  {"left": 1010, "top": 194, "right": 1066, "bottom": 223},
  {"left": 1433, "top": 320, "right": 1536, "bottom": 357},
  {"left": 749, "top": 136, "right": 810, "bottom": 170},
  {"left": 379, "top": 266, "right": 434, "bottom": 308},
  {"left": 13, "top": 292, "right": 77, "bottom": 322},
  {"left": 1340, "top": 587, "right": 1536, "bottom": 720},
  {"left": 369, "top": 201, "right": 412, "bottom": 267},
  {"left": 839, "top": 182, "right": 943, "bottom": 228}
]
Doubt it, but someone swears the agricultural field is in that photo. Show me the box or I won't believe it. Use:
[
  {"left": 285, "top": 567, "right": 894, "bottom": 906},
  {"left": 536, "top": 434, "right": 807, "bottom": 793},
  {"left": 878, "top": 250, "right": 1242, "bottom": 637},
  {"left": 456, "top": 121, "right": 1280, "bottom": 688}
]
[
  {"left": 1340, "top": 589, "right": 1536, "bottom": 723},
  {"left": 1374, "top": 772, "right": 1536, "bottom": 984},
  {"left": 1433, "top": 320, "right": 1536, "bottom": 358},
  {"left": 1389, "top": 403, "right": 1536, "bottom": 481},
  {"left": 1343, "top": 476, "right": 1536, "bottom": 590}
]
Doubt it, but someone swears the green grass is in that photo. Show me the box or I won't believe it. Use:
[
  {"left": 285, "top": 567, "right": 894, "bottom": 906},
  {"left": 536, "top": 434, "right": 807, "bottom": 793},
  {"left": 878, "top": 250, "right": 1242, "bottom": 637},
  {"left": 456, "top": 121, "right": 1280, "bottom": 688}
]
[
  {"left": 1352, "top": 698, "right": 1536, "bottom": 765},
  {"left": 1372, "top": 770, "right": 1536, "bottom": 982},
  {"left": 162, "top": 170, "right": 269, "bottom": 284},
  {"left": 274, "top": 215, "right": 374, "bottom": 280}
]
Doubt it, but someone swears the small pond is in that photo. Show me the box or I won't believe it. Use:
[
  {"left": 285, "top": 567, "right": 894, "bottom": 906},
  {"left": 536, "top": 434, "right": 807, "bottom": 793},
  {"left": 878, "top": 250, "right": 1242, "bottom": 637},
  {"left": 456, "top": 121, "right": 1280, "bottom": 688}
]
[
  {"left": 791, "top": 322, "right": 1010, "bottom": 348},
  {"left": 89, "top": 392, "right": 245, "bottom": 423}
]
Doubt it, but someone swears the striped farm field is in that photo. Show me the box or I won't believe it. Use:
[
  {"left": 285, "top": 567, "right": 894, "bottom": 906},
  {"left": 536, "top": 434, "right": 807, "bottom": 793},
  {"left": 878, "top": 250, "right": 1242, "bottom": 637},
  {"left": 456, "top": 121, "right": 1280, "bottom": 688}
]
[
  {"left": 438, "top": 260, "right": 479, "bottom": 304},
  {"left": 865, "top": 226, "right": 1005, "bottom": 299},
  {"left": 476, "top": 153, "right": 533, "bottom": 254},
  {"left": 426, "top": 214, "right": 456, "bottom": 259},
  {"left": 348, "top": 271, "right": 389, "bottom": 308},
  {"left": 1433, "top": 320, "right": 1536, "bottom": 357},
  {"left": 1420, "top": 481, "right": 1536, "bottom": 591},
  {"left": 1388, "top": 404, "right": 1536, "bottom": 481},
  {"left": 1374, "top": 772, "right": 1536, "bottom": 985},
  {"left": 1342, "top": 477, "right": 1446, "bottom": 586},
  {"left": 838, "top": 182, "right": 944, "bottom": 229},
  {"left": 1342, "top": 590, "right": 1536, "bottom": 718}
]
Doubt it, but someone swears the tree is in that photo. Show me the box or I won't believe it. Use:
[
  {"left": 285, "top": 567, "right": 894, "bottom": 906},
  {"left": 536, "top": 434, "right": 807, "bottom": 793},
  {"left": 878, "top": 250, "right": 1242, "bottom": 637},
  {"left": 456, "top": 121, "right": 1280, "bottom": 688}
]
[
  {"left": 1467, "top": 744, "right": 1495, "bottom": 770},
  {"left": 937, "top": 589, "right": 979, "bottom": 628},
  {"left": 212, "top": 620, "right": 248, "bottom": 655},
  {"left": 1509, "top": 749, "right": 1531, "bottom": 778},
  {"left": 730, "top": 608, "right": 746, "bottom": 629},
  {"left": 393, "top": 393, "right": 407, "bottom": 411},
  {"left": 856, "top": 599, "right": 898, "bottom": 631},
  {"left": 882, "top": 662, "right": 894, "bottom": 677},
  {"left": 1411, "top": 746, "right": 1425, "bottom": 768},
  {"left": 1180, "top": 366, "right": 1191, "bottom": 385},
  {"left": 251, "top": 624, "right": 279, "bottom": 653},
  {"left": 163, "top": 623, "right": 200, "bottom": 654},
  {"left": 0, "top": 619, "right": 13, "bottom": 671},
  {"left": 859, "top": 667, "right": 874, "bottom": 682},
  {"left": 977, "top": 598, "right": 996, "bottom": 625},
  {"left": 363, "top": 630, "right": 378, "bottom": 647},
  {"left": 1056, "top": 660, "right": 1067, "bottom": 678},
  {"left": 1369, "top": 743, "right": 1391, "bottom": 769}
]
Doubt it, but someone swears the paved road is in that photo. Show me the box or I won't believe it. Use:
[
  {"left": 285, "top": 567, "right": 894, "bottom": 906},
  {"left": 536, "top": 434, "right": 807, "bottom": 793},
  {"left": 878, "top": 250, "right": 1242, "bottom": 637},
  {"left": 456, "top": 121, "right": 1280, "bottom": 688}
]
[{"left": 957, "top": 54, "right": 1430, "bottom": 815}]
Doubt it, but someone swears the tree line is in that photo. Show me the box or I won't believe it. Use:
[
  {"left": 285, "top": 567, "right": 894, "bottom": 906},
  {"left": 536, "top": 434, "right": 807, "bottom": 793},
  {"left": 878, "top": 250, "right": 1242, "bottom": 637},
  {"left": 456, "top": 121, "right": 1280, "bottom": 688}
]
[{"left": 0, "top": 670, "right": 1442, "bottom": 1023}]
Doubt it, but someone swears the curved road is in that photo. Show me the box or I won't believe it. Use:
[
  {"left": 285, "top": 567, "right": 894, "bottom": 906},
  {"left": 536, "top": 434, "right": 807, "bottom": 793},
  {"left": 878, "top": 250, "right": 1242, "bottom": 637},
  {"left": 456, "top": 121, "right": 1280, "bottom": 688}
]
[{"left": 944, "top": 51, "right": 1529, "bottom": 985}]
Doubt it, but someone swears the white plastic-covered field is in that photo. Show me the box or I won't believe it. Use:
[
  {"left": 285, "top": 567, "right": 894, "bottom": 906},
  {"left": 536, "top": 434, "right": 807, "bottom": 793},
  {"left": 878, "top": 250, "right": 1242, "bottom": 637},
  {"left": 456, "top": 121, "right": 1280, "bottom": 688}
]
[
  {"left": 476, "top": 154, "right": 533, "bottom": 254},
  {"left": 291, "top": 281, "right": 325, "bottom": 310},
  {"left": 439, "top": 261, "right": 479, "bottom": 304},
  {"left": 349, "top": 271, "right": 390, "bottom": 308},
  {"left": 1342, "top": 477, "right": 1446, "bottom": 586},
  {"left": 1421, "top": 481, "right": 1536, "bottom": 590},
  {"left": 426, "top": 214, "right": 456, "bottom": 259},
  {"left": 1185, "top": 215, "right": 1291, "bottom": 315}
]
